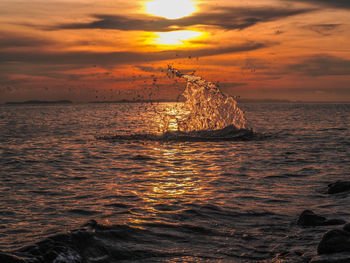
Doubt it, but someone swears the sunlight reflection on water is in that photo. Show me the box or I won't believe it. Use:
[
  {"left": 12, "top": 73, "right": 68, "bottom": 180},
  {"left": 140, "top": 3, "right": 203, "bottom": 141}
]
[{"left": 0, "top": 103, "right": 349, "bottom": 262}]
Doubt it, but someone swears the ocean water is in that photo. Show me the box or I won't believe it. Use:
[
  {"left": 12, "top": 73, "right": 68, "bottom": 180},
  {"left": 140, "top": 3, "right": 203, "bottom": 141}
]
[{"left": 0, "top": 102, "right": 349, "bottom": 262}]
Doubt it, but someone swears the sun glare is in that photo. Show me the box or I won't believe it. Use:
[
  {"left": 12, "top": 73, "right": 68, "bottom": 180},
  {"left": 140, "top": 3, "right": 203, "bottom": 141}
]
[
  {"left": 145, "top": 0, "right": 197, "bottom": 19},
  {"left": 152, "top": 30, "right": 202, "bottom": 46}
]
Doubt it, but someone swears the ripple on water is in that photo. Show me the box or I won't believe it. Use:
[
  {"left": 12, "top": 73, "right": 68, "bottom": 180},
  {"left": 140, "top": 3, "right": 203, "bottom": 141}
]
[
  {"left": 66, "top": 209, "right": 102, "bottom": 216},
  {"left": 0, "top": 103, "right": 349, "bottom": 261}
]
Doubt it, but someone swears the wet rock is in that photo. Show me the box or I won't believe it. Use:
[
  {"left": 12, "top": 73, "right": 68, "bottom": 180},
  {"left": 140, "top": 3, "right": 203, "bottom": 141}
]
[
  {"left": 327, "top": 181, "right": 350, "bottom": 194},
  {"left": 0, "top": 252, "right": 25, "bottom": 263},
  {"left": 313, "top": 228, "right": 350, "bottom": 262},
  {"left": 343, "top": 223, "right": 350, "bottom": 232},
  {"left": 297, "top": 210, "right": 346, "bottom": 227},
  {"left": 2, "top": 229, "right": 100, "bottom": 263},
  {"left": 49, "top": 248, "right": 82, "bottom": 263},
  {"left": 310, "top": 252, "right": 350, "bottom": 263},
  {"left": 298, "top": 210, "right": 327, "bottom": 226},
  {"left": 317, "top": 229, "right": 350, "bottom": 254},
  {"left": 87, "top": 255, "right": 110, "bottom": 263}
]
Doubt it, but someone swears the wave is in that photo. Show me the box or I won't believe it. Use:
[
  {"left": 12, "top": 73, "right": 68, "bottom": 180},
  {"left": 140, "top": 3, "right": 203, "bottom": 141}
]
[{"left": 0, "top": 219, "right": 225, "bottom": 263}]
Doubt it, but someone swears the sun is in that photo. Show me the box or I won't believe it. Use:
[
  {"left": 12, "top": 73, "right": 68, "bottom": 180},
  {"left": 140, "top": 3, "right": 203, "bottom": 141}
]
[{"left": 145, "top": 0, "right": 197, "bottom": 19}]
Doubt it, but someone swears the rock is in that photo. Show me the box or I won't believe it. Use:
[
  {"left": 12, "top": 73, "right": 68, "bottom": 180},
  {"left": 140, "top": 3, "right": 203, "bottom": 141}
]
[
  {"left": 317, "top": 229, "right": 350, "bottom": 254},
  {"left": 343, "top": 223, "right": 350, "bottom": 232},
  {"left": 297, "top": 210, "right": 346, "bottom": 227},
  {"left": 327, "top": 181, "right": 350, "bottom": 194},
  {"left": 298, "top": 210, "right": 327, "bottom": 226},
  {"left": 0, "top": 252, "right": 25, "bottom": 263},
  {"left": 310, "top": 252, "right": 350, "bottom": 263}
]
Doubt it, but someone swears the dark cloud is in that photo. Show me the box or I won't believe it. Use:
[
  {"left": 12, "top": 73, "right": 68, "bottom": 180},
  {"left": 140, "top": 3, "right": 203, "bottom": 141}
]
[
  {"left": 135, "top": 65, "right": 166, "bottom": 73},
  {"left": 50, "top": 6, "right": 312, "bottom": 32},
  {"left": 303, "top": 24, "right": 341, "bottom": 36},
  {"left": 0, "top": 42, "right": 268, "bottom": 66},
  {"left": 219, "top": 82, "right": 247, "bottom": 89},
  {"left": 285, "top": 0, "right": 350, "bottom": 9},
  {"left": 288, "top": 55, "right": 350, "bottom": 76},
  {"left": 0, "top": 31, "right": 53, "bottom": 48}
]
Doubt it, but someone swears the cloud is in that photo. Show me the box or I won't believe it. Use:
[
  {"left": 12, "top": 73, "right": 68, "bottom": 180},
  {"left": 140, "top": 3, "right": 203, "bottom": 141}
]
[
  {"left": 0, "top": 42, "right": 269, "bottom": 66},
  {"left": 284, "top": 0, "right": 350, "bottom": 9},
  {"left": 219, "top": 82, "right": 247, "bottom": 88},
  {"left": 135, "top": 65, "right": 166, "bottom": 73},
  {"left": 50, "top": 6, "right": 313, "bottom": 32},
  {"left": 0, "top": 31, "right": 53, "bottom": 48},
  {"left": 288, "top": 55, "right": 350, "bottom": 76},
  {"left": 304, "top": 24, "right": 342, "bottom": 36}
]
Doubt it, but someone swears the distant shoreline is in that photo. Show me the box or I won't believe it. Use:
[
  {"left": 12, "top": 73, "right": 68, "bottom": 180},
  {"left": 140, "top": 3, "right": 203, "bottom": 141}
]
[
  {"left": 5, "top": 100, "right": 73, "bottom": 105},
  {"left": 89, "top": 99, "right": 350, "bottom": 104},
  {"left": 2, "top": 99, "right": 349, "bottom": 105}
]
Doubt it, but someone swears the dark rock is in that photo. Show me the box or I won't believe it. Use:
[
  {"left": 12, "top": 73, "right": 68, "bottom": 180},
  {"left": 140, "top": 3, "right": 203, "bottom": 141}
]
[
  {"left": 0, "top": 252, "right": 25, "bottom": 263},
  {"left": 88, "top": 255, "right": 110, "bottom": 263},
  {"left": 297, "top": 210, "right": 345, "bottom": 227},
  {"left": 1, "top": 220, "right": 119, "bottom": 263},
  {"left": 298, "top": 210, "right": 327, "bottom": 226},
  {"left": 49, "top": 233, "right": 71, "bottom": 243},
  {"left": 327, "top": 181, "right": 350, "bottom": 194},
  {"left": 42, "top": 249, "right": 60, "bottom": 262},
  {"left": 317, "top": 229, "right": 350, "bottom": 254},
  {"left": 343, "top": 223, "right": 350, "bottom": 232}
]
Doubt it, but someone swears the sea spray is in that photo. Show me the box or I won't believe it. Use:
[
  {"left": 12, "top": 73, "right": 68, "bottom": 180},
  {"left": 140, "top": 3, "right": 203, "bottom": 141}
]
[
  {"left": 165, "top": 65, "right": 247, "bottom": 133},
  {"left": 98, "top": 66, "right": 254, "bottom": 141}
]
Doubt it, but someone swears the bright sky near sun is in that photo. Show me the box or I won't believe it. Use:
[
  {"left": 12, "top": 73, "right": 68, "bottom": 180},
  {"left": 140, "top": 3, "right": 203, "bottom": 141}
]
[
  {"left": 144, "top": 0, "right": 202, "bottom": 46},
  {"left": 0, "top": 0, "right": 350, "bottom": 102},
  {"left": 145, "top": 0, "right": 197, "bottom": 19}
]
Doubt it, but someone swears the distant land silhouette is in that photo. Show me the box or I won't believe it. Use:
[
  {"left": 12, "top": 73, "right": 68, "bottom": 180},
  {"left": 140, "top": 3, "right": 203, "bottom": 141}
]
[
  {"left": 237, "top": 98, "right": 291, "bottom": 103},
  {"left": 4, "top": 99, "right": 348, "bottom": 105},
  {"left": 5, "top": 100, "right": 73, "bottom": 105},
  {"left": 90, "top": 98, "right": 293, "bottom": 103},
  {"left": 89, "top": 99, "right": 179, "bottom": 104}
]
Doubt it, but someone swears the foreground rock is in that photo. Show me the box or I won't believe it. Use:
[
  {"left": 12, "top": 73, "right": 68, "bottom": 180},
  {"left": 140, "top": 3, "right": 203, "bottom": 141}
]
[
  {"left": 0, "top": 219, "right": 180, "bottom": 263},
  {"left": 327, "top": 181, "right": 350, "bottom": 194},
  {"left": 343, "top": 223, "right": 350, "bottom": 232},
  {"left": 297, "top": 210, "right": 346, "bottom": 227},
  {"left": 317, "top": 229, "right": 350, "bottom": 255},
  {"left": 0, "top": 252, "right": 25, "bottom": 263},
  {"left": 0, "top": 222, "right": 110, "bottom": 263},
  {"left": 310, "top": 225, "right": 350, "bottom": 262}
]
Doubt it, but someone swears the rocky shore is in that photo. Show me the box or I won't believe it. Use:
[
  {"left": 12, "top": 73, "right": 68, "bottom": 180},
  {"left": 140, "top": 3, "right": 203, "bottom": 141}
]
[{"left": 303, "top": 181, "right": 350, "bottom": 263}]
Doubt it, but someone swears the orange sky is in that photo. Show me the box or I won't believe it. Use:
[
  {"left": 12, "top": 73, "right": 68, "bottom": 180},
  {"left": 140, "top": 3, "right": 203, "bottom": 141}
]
[{"left": 0, "top": 0, "right": 349, "bottom": 102}]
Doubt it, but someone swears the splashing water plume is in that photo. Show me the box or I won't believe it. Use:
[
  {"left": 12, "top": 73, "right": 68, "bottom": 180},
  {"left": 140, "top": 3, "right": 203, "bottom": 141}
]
[
  {"left": 166, "top": 65, "right": 247, "bottom": 133},
  {"left": 99, "top": 66, "right": 253, "bottom": 142}
]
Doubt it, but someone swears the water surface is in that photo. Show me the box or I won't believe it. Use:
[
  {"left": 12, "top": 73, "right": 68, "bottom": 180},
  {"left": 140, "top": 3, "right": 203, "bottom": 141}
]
[{"left": 0, "top": 102, "right": 349, "bottom": 262}]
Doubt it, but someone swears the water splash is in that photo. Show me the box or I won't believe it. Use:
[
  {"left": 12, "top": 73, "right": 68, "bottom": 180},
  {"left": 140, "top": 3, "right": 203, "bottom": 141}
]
[
  {"left": 98, "top": 66, "right": 254, "bottom": 142},
  {"left": 166, "top": 65, "right": 247, "bottom": 133}
]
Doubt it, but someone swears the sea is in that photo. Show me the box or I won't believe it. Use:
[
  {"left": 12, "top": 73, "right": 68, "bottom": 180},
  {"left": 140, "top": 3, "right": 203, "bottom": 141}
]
[{"left": 0, "top": 101, "right": 349, "bottom": 262}]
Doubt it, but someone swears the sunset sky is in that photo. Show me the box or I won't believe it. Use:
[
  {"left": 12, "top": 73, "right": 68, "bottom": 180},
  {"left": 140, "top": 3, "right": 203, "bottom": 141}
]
[{"left": 1, "top": 0, "right": 349, "bottom": 102}]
